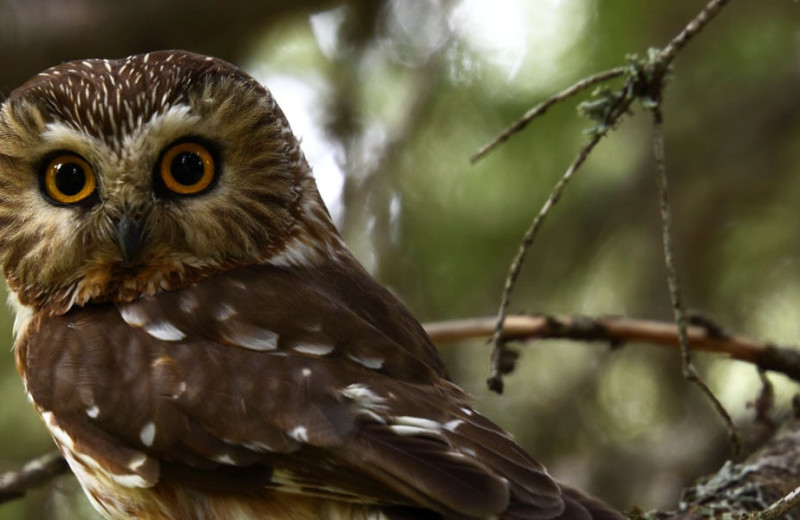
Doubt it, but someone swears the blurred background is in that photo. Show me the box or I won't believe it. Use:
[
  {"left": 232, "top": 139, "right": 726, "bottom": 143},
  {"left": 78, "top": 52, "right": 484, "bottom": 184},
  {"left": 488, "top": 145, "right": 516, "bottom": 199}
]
[{"left": 0, "top": 0, "right": 799, "bottom": 518}]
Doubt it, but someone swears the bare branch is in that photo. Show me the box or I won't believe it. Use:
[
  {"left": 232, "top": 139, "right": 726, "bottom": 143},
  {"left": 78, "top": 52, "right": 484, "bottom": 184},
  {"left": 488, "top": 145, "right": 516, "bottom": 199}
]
[
  {"left": 425, "top": 314, "right": 800, "bottom": 383},
  {"left": 651, "top": 106, "right": 740, "bottom": 455},
  {"left": 483, "top": 0, "right": 739, "bottom": 395},
  {"left": 470, "top": 67, "right": 626, "bottom": 163},
  {"left": 657, "top": 0, "right": 734, "bottom": 64},
  {"left": 644, "top": 0, "right": 741, "bottom": 456},
  {"left": 471, "top": 0, "right": 733, "bottom": 166},
  {"left": 0, "top": 451, "right": 68, "bottom": 504},
  {"left": 486, "top": 121, "right": 624, "bottom": 394}
]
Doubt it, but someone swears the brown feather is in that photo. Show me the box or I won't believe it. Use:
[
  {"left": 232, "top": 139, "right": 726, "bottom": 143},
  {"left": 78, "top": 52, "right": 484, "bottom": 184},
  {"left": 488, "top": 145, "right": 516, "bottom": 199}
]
[
  {"left": 18, "top": 258, "right": 620, "bottom": 518},
  {"left": 1, "top": 51, "right": 623, "bottom": 520}
]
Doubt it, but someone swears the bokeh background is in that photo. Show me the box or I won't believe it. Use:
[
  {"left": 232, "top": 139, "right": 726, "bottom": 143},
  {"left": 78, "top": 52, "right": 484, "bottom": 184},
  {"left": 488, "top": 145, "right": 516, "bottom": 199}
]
[{"left": 1, "top": 1, "right": 799, "bottom": 518}]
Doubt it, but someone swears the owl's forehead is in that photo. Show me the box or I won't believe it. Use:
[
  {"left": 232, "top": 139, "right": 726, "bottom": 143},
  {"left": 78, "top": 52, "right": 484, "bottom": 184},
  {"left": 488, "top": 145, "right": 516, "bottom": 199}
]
[{"left": 12, "top": 51, "right": 254, "bottom": 143}]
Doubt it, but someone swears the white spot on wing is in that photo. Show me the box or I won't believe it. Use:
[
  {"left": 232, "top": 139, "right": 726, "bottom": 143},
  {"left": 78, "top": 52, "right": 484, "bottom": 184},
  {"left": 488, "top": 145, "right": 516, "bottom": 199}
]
[
  {"left": 341, "top": 384, "right": 386, "bottom": 408},
  {"left": 390, "top": 416, "right": 443, "bottom": 437},
  {"left": 215, "top": 304, "right": 237, "bottom": 320},
  {"left": 119, "top": 304, "right": 147, "bottom": 327},
  {"left": 393, "top": 416, "right": 442, "bottom": 430},
  {"left": 214, "top": 453, "right": 236, "bottom": 465},
  {"left": 293, "top": 343, "right": 334, "bottom": 356},
  {"left": 222, "top": 324, "right": 278, "bottom": 351},
  {"left": 172, "top": 381, "right": 187, "bottom": 399},
  {"left": 390, "top": 425, "right": 441, "bottom": 437},
  {"left": 144, "top": 322, "right": 185, "bottom": 341},
  {"left": 139, "top": 422, "right": 156, "bottom": 447},
  {"left": 341, "top": 384, "right": 388, "bottom": 423},
  {"left": 348, "top": 354, "right": 384, "bottom": 370},
  {"left": 444, "top": 419, "right": 464, "bottom": 432},
  {"left": 128, "top": 454, "right": 147, "bottom": 471},
  {"left": 86, "top": 405, "right": 100, "bottom": 418},
  {"left": 301, "top": 368, "right": 312, "bottom": 377},
  {"left": 459, "top": 447, "right": 477, "bottom": 457},
  {"left": 46, "top": 403, "right": 154, "bottom": 489},
  {"left": 243, "top": 441, "right": 274, "bottom": 452},
  {"left": 289, "top": 426, "right": 309, "bottom": 443},
  {"left": 109, "top": 473, "right": 151, "bottom": 488}
]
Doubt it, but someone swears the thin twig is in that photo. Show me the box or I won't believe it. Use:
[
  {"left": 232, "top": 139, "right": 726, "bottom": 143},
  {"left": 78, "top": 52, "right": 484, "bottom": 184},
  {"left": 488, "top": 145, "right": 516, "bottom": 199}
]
[
  {"left": 747, "top": 485, "right": 800, "bottom": 520},
  {"left": 658, "top": 0, "right": 734, "bottom": 64},
  {"left": 487, "top": 83, "right": 636, "bottom": 393},
  {"left": 486, "top": 115, "right": 627, "bottom": 393},
  {"left": 470, "top": 67, "right": 626, "bottom": 164},
  {"left": 651, "top": 106, "right": 740, "bottom": 455},
  {"left": 651, "top": 108, "right": 687, "bottom": 370},
  {"left": 472, "top": 0, "right": 732, "bottom": 166},
  {"left": 425, "top": 314, "right": 800, "bottom": 382},
  {"left": 0, "top": 451, "right": 68, "bottom": 503},
  {"left": 484, "top": 0, "right": 738, "bottom": 396}
]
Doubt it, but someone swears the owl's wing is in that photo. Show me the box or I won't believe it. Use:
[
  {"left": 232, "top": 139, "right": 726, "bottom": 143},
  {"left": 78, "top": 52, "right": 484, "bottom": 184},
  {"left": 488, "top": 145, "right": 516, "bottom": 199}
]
[{"left": 22, "top": 257, "right": 585, "bottom": 519}]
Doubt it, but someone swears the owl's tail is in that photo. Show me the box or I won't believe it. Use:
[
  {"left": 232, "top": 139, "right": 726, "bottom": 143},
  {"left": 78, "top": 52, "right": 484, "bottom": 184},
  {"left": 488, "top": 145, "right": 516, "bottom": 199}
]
[{"left": 556, "top": 487, "right": 624, "bottom": 520}]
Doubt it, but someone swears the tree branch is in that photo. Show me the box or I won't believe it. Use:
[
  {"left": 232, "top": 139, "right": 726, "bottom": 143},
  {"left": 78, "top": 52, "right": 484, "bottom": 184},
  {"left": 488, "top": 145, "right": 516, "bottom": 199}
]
[
  {"left": 425, "top": 314, "right": 800, "bottom": 383},
  {"left": 671, "top": 418, "right": 800, "bottom": 519},
  {"left": 0, "top": 451, "right": 68, "bottom": 504},
  {"left": 469, "top": 67, "right": 626, "bottom": 163},
  {"left": 479, "top": 0, "right": 737, "bottom": 395},
  {"left": 486, "top": 126, "right": 623, "bottom": 394}
]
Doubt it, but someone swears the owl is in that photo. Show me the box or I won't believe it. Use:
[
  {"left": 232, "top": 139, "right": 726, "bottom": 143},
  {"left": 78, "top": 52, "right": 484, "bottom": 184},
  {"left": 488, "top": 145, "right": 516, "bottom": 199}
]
[{"left": 0, "top": 51, "right": 623, "bottom": 520}]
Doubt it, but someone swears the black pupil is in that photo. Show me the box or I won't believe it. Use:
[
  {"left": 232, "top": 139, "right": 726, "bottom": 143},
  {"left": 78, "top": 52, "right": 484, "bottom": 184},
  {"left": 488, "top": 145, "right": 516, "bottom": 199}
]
[
  {"left": 170, "top": 152, "right": 205, "bottom": 186},
  {"left": 55, "top": 162, "right": 87, "bottom": 196}
]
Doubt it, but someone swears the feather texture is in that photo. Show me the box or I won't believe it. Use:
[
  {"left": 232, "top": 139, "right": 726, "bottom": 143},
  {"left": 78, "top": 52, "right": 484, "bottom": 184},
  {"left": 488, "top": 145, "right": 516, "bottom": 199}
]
[
  {"left": 0, "top": 51, "right": 623, "bottom": 520},
  {"left": 18, "top": 258, "right": 618, "bottom": 518}
]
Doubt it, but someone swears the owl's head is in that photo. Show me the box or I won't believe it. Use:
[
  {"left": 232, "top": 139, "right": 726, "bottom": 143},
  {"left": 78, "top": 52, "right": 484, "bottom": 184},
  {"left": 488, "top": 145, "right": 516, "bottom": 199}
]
[{"left": 0, "top": 51, "right": 341, "bottom": 313}]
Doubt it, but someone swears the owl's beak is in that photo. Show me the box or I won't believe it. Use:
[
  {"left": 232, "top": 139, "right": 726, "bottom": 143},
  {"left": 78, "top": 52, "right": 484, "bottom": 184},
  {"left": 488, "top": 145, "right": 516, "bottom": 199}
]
[{"left": 115, "top": 215, "right": 145, "bottom": 265}]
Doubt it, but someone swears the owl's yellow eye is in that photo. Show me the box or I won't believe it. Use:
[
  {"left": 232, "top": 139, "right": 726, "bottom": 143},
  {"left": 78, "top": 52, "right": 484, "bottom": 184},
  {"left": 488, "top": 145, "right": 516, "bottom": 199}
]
[
  {"left": 159, "top": 141, "right": 216, "bottom": 195},
  {"left": 42, "top": 154, "right": 97, "bottom": 205}
]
